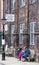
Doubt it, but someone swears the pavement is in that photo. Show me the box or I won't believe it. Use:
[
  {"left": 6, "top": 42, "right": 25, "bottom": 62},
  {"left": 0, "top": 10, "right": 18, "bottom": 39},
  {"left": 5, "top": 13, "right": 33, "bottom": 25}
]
[{"left": 0, "top": 54, "right": 39, "bottom": 65}]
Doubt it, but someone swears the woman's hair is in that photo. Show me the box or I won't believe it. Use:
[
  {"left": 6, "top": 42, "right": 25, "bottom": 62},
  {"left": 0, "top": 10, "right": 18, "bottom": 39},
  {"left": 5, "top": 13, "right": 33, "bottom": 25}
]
[{"left": 20, "top": 48, "right": 22, "bottom": 51}]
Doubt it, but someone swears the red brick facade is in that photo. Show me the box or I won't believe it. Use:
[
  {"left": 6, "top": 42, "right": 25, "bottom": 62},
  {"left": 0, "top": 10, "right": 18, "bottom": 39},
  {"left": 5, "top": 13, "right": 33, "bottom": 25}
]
[
  {"left": 0, "top": 0, "right": 1, "bottom": 31},
  {"left": 1, "top": 0, "right": 39, "bottom": 52}
]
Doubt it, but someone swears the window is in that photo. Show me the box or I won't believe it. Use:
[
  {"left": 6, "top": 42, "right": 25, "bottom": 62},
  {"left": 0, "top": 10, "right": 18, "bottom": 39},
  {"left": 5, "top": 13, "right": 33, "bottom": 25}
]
[
  {"left": 31, "top": 0, "right": 37, "bottom": 3},
  {"left": 19, "top": 23, "right": 25, "bottom": 44},
  {"left": 11, "top": 0, "right": 16, "bottom": 10},
  {"left": 19, "top": 34, "right": 24, "bottom": 44},
  {"left": 30, "top": 22, "right": 37, "bottom": 33},
  {"left": 19, "top": 0, "right": 25, "bottom": 7},
  {"left": 30, "top": 34, "right": 34, "bottom": 45},
  {"left": 11, "top": 35, "right": 14, "bottom": 44},
  {"left": 30, "top": 22, "right": 37, "bottom": 45},
  {"left": 19, "top": 23, "right": 25, "bottom": 33},
  {"left": 11, "top": 25, "right": 16, "bottom": 44},
  {"left": 11, "top": 25, "right": 15, "bottom": 34}
]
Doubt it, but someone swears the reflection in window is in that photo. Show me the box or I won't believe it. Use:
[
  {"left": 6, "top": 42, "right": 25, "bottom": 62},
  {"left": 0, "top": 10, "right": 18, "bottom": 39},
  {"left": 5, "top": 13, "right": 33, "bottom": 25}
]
[
  {"left": 19, "top": 23, "right": 25, "bottom": 44},
  {"left": 30, "top": 22, "right": 37, "bottom": 45},
  {"left": 19, "top": 0, "right": 25, "bottom": 7},
  {"left": 30, "top": 22, "right": 37, "bottom": 33},
  {"left": 19, "top": 34, "right": 24, "bottom": 44},
  {"left": 11, "top": 0, "right": 16, "bottom": 11},
  {"left": 11, "top": 35, "right": 14, "bottom": 44},
  {"left": 11, "top": 25, "right": 15, "bottom": 34},
  {"left": 31, "top": 0, "right": 37, "bottom": 3},
  {"left": 11, "top": 25, "right": 16, "bottom": 44},
  {"left": 19, "top": 23, "right": 25, "bottom": 33},
  {"left": 11, "top": 35, "right": 16, "bottom": 44}
]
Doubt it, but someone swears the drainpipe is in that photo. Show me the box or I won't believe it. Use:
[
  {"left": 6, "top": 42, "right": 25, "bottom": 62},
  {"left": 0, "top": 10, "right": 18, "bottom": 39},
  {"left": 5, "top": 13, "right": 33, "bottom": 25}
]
[
  {"left": 27, "top": 0, "right": 30, "bottom": 48},
  {"left": 17, "top": 0, "right": 19, "bottom": 47}
]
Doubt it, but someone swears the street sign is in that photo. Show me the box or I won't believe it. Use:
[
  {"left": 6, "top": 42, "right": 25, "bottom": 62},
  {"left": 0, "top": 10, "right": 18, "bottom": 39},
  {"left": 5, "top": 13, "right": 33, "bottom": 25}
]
[
  {"left": 5, "top": 14, "right": 15, "bottom": 22},
  {"left": 5, "top": 24, "right": 8, "bottom": 31},
  {"left": 2, "top": 39, "right": 5, "bottom": 45}
]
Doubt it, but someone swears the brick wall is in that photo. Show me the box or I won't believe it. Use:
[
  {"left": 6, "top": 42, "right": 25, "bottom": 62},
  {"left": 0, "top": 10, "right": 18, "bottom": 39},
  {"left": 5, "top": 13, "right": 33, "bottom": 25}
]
[
  {"left": 0, "top": 0, "right": 1, "bottom": 31},
  {"left": 3, "top": 0, "right": 39, "bottom": 50}
]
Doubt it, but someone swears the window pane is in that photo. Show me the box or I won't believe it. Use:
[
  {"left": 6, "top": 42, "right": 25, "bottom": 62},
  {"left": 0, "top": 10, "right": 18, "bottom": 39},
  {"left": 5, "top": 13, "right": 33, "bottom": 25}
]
[
  {"left": 19, "top": 34, "right": 24, "bottom": 44},
  {"left": 33, "top": 22, "right": 37, "bottom": 33},
  {"left": 11, "top": 0, "right": 15, "bottom": 10},
  {"left": 30, "top": 34, "right": 34, "bottom": 45},
  {"left": 11, "top": 35, "right": 14, "bottom": 44},
  {"left": 19, "top": 23, "right": 25, "bottom": 33},
  {"left": 30, "top": 23, "right": 33, "bottom": 33},
  {"left": 30, "top": 22, "right": 37, "bottom": 45},
  {"left": 11, "top": 25, "right": 15, "bottom": 34},
  {"left": 11, "top": 35, "right": 16, "bottom": 44},
  {"left": 30, "top": 22, "right": 37, "bottom": 33},
  {"left": 31, "top": 0, "right": 37, "bottom": 3},
  {"left": 30, "top": 34, "right": 33, "bottom": 43},
  {"left": 19, "top": 0, "right": 25, "bottom": 7}
]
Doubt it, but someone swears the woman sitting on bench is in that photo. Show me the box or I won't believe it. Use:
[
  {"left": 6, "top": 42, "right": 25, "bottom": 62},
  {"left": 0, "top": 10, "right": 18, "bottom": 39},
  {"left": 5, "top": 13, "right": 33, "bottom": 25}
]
[{"left": 21, "top": 47, "right": 31, "bottom": 61}]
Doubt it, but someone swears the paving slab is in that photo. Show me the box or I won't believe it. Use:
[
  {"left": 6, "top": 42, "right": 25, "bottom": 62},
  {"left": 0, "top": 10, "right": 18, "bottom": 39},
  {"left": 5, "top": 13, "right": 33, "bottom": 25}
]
[{"left": 0, "top": 54, "right": 39, "bottom": 65}]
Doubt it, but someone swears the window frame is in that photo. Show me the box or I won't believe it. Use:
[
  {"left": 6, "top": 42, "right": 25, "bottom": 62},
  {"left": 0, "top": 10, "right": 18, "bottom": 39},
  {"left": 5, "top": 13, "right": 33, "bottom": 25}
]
[{"left": 30, "top": 22, "right": 37, "bottom": 45}]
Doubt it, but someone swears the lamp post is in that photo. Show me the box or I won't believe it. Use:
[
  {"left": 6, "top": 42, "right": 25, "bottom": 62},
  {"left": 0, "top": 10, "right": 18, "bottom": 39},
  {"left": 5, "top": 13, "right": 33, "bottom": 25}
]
[{"left": 2, "top": 16, "right": 7, "bottom": 60}]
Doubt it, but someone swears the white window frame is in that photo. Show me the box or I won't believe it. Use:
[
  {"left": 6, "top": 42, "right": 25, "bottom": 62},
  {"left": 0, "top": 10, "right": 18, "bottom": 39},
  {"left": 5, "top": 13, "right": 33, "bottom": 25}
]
[{"left": 30, "top": 22, "right": 36, "bottom": 45}]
